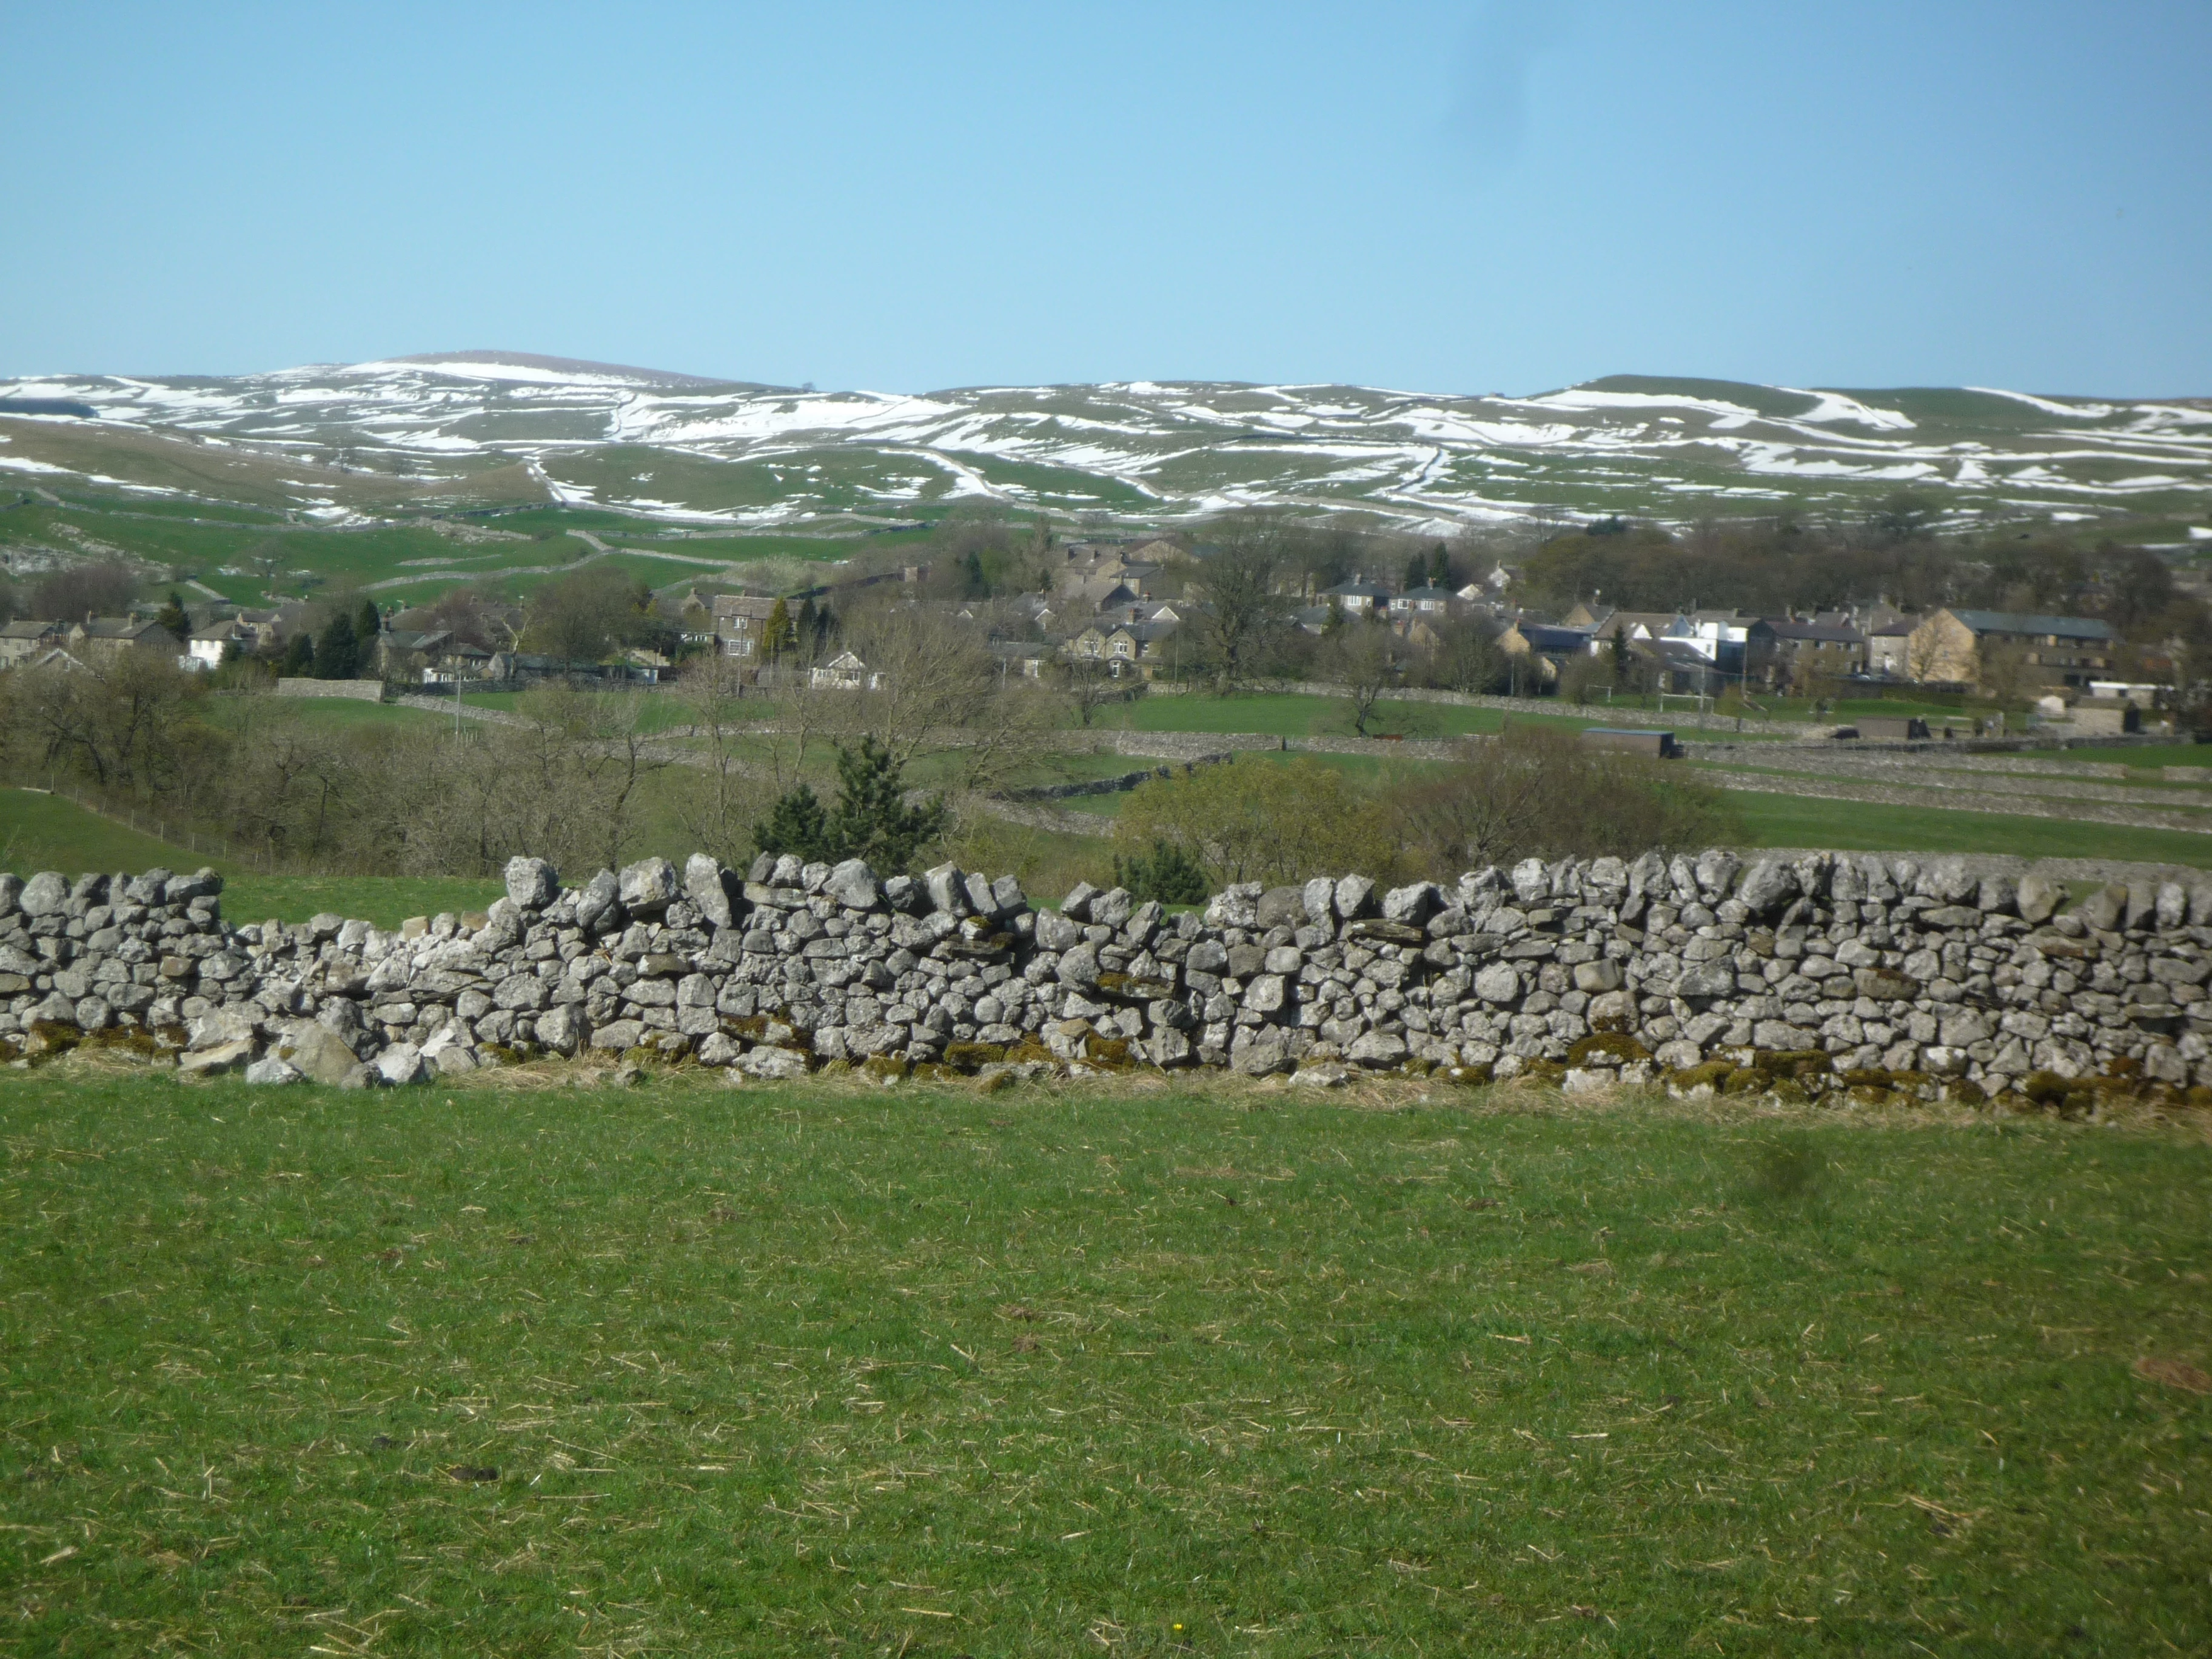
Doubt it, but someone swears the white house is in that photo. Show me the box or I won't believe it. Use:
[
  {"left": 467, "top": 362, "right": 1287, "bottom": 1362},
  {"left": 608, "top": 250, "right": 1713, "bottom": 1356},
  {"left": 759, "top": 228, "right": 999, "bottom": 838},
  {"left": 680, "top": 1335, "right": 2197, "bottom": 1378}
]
[
  {"left": 1661, "top": 609, "right": 1750, "bottom": 669},
  {"left": 184, "top": 620, "right": 244, "bottom": 671},
  {"left": 810, "top": 649, "right": 882, "bottom": 691}
]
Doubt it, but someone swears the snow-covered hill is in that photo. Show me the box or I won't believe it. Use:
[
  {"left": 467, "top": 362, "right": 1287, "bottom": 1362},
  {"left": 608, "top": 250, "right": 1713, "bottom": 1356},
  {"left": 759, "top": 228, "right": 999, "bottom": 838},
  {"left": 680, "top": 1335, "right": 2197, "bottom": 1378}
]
[{"left": 1, "top": 354, "right": 2205, "bottom": 529}]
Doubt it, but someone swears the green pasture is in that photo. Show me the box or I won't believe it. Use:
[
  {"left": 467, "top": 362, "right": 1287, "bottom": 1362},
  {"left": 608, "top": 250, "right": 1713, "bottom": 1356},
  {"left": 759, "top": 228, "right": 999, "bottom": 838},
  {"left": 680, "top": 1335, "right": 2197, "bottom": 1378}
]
[
  {"left": 599, "top": 525, "right": 935, "bottom": 564},
  {"left": 221, "top": 874, "right": 504, "bottom": 927},
  {"left": 1053, "top": 750, "right": 1418, "bottom": 819},
  {"left": 0, "top": 788, "right": 212, "bottom": 877},
  {"left": 0, "top": 791, "right": 500, "bottom": 927},
  {"left": 1, "top": 1071, "right": 2205, "bottom": 1655},
  {"left": 2103, "top": 742, "right": 2212, "bottom": 770},
  {"left": 0, "top": 491, "right": 896, "bottom": 608},
  {"left": 1718, "top": 788, "right": 2212, "bottom": 867},
  {"left": 1101, "top": 691, "right": 1540, "bottom": 740},
  {"left": 223, "top": 696, "right": 432, "bottom": 732}
]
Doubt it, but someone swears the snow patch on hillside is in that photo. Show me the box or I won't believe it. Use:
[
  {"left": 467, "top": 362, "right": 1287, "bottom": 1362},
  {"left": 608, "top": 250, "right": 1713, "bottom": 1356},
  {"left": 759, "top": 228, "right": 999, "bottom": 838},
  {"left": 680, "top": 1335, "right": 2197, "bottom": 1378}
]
[
  {"left": 1968, "top": 386, "right": 2116, "bottom": 420},
  {"left": 1, "top": 361, "right": 2205, "bottom": 527},
  {"left": 1786, "top": 389, "right": 1914, "bottom": 431}
]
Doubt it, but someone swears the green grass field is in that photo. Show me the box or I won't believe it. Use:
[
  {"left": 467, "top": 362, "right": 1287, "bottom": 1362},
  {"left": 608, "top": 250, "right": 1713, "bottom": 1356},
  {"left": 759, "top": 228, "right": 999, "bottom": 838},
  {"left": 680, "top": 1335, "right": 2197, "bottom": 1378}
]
[
  {"left": 1101, "top": 692, "right": 1532, "bottom": 740},
  {"left": 1044, "top": 751, "right": 2212, "bottom": 867},
  {"left": 429, "top": 688, "right": 702, "bottom": 734},
  {"left": 1718, "top": 788, "right": 2212, "bottom": 866},
  {"left": 236, "top": 697, "right": 434, "bottom": 732},
  {"left": 1054, "top": 751, "right": 1420, "bottom": 819},
  {"left": 0, "top": 789, "right": 206, "bottom": 876},
  {"left": 1, "top": 1071, "right": 2205, "bottom": 1655},
  {"left": 219, "top": 874, "right": 504, "bottom": 928},
  {"left": 2106, "top": 743, "right": 2212, "bottom": 770},
  {"left": 0, "top": 488, "right": 892, "bottom": 609},
  {"left": 0, "top": 791, "right": 501, "bottom": 927}
]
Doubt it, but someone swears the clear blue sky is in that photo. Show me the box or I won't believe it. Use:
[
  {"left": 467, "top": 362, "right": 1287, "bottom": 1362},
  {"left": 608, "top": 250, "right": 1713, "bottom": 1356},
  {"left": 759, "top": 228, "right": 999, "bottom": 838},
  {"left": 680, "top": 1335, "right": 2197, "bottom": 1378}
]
[{"left": 4, "top": 1, "right": 2207, "bottom": 396}]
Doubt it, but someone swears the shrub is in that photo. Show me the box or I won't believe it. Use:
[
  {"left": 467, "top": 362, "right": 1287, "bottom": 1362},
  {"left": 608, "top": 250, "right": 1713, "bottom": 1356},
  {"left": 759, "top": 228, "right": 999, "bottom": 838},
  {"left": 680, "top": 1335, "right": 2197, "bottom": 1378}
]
[
  {"left": 1111, "top": 839, "right": 1210, "bottom": 904},
  {"left": 1389, "top": 725, "right": 1740, "bottom": 876},
  {"left": 1113, "top": 757, "right": 1396, "bottom": 889}
]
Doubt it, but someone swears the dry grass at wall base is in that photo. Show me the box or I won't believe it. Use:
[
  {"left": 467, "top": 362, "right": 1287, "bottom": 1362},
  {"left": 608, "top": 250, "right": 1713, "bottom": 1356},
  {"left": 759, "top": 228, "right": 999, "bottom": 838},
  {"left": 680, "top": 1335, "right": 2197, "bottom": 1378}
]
[{"left": 1, "top": 1062, "right": 2207, "bottom": 1655}]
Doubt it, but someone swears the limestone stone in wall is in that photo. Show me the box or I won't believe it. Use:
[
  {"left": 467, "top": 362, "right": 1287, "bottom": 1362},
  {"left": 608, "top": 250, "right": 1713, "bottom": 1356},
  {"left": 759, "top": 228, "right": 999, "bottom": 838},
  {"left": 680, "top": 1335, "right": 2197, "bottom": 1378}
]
[{"left": 4, "top": 848, "right": 2210, "bottom": 1113}]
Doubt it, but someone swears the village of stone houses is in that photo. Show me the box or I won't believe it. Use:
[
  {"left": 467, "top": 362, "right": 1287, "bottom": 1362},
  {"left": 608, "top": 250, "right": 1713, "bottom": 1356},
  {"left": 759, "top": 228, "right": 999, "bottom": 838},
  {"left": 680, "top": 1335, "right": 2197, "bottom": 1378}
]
[{"left": 4, "top": 495, "right": 2212, "bottom": 1121}]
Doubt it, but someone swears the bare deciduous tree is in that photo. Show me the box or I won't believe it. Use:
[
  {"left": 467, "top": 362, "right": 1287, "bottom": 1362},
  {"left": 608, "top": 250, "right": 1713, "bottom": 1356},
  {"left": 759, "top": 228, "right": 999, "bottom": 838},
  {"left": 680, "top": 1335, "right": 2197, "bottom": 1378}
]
[
  {"left": 1188, "top": 515, "right": 1290, "bottom": 692},
  {"left": 1327, "top": 620, "right": 1398, "bottom": 736}
]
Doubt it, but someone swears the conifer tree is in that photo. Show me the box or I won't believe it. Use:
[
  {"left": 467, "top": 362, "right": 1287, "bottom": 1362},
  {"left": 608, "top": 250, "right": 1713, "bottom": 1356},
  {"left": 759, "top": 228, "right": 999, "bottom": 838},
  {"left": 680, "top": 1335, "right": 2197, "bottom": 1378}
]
[
  {"left": 751, "top": 782, "right": 831, "bottom": 863},
  {"left": 824, "top": 734, "right": 948, "bottom": 874},
  {"left": 315, "top": 613, "right": 358, "bottom": 679}
]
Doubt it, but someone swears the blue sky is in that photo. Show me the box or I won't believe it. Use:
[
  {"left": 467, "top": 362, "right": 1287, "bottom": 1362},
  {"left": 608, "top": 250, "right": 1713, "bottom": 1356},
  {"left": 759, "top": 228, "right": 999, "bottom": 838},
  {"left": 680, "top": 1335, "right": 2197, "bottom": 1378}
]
[{"left": 4, "top": 1, "right": 2207, "bottom": 395}]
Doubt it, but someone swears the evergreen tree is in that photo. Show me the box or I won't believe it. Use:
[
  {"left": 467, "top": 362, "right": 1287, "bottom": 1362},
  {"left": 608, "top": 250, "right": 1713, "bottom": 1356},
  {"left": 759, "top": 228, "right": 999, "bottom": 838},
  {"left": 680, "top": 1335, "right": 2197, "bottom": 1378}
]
[
  {"left": 1405, "top": 553, "right": 1426, "bottom": 592},
  {"left": 825, "top": 734, "right": 948, "bottom": 874},
  {"left": 356, "top": 598, "right": 381, "bottom": 644},
  {"left": 751, "top": 783, "right": 832, "bottom": 863},
  {"left": 280, "top": 631, "right": 314, "bottom": 676},
  {"left": 796, "top": 595, "right": 822, "bottom": 654},
  {"left": 763, "top": 598, "right": 793, "bottom": 662},
  {"left": 1112, "top": 840, "right": 1210, "bottom": 905},
  {"left": 751, "top": 738, "right": 950, "bottom": 873},
  {"left": 156, "top": 591, "right": 190, "bottom": 640},
  {"left": 314, "top": 613, "right": 359, "bottom": 679},
  {"left": 1427, "top": 543, "right": 1450, "bottom": 587}
]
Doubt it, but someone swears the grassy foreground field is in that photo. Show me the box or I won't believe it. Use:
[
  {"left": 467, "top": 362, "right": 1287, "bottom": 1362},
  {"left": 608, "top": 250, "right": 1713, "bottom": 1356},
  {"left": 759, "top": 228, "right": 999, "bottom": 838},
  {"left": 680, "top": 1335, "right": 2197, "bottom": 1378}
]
[{"left": 2, "top": 1069, "right": 2207, "bottom": 1656}]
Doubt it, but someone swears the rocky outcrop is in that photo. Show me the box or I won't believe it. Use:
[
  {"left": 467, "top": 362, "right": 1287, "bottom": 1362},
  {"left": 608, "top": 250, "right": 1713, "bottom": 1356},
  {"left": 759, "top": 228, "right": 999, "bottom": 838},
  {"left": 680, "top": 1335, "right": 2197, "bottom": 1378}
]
[{"left": 4, "top": 849, "right": 2211, "bottom": 1113}]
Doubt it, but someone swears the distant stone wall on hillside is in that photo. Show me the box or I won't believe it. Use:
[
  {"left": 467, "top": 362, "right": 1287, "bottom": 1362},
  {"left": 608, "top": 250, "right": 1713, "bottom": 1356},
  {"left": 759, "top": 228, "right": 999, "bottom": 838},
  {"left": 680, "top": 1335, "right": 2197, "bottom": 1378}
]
[
  {"left": 2, "top": 848, "right": 2207, "bottom": 1114},
  {"left": 275, "top": 678, "right": 384, "bottom": 701}
]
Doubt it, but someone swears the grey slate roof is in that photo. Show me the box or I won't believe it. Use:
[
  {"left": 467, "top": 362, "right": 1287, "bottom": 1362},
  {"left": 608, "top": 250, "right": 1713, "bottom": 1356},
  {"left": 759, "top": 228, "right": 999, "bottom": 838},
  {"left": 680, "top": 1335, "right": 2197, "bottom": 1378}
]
[{"left": 1948, "top": 609, "right": 2112, "bottom": 642}]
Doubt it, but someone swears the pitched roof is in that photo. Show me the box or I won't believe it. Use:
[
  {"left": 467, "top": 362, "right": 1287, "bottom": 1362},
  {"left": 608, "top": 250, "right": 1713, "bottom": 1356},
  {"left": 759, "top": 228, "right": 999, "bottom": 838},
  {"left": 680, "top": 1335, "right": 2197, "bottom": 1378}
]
[
  {"left": 1636, "top": 638, "right": 1724, "bottom": 669},
  {"left": 712, "top": 594, "right": 782, "bottom": 622},
  {"left": 1946, "top": 609, "right": 2113, "bottom": 642},
  {"left": 1520, "top": 623, "right": 1594, "bottom": 652},
  {"left": 1752, "top": 618, "right": 1865, "bottom": 645},
  {"left": 75, "top": 616, "right": 166, "bottom": 640},
  {"left": 1, "top": 618, "right": 59, "bottom": 640}
]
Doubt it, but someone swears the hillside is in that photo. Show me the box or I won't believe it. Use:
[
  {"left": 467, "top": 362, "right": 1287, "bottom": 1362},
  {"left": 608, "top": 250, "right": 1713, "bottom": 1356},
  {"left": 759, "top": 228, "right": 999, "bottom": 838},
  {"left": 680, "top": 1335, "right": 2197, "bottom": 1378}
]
[{"left": 2, "top": 354, "right": 2206, "bottom": 541}]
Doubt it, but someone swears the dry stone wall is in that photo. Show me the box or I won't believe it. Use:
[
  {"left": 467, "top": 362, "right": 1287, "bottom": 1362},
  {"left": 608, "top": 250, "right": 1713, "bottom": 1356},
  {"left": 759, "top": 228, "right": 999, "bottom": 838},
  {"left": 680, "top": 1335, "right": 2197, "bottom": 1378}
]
[{"left": 4, "top": 848, "right": 2211, "bottom": 1113}]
